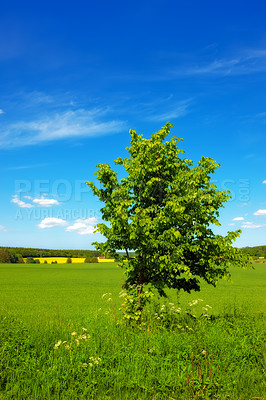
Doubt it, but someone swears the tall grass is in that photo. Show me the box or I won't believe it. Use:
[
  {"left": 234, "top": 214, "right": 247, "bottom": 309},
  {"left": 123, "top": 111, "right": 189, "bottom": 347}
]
[{"left": 0, "top": 263, "right": 265, "bottom": 399}]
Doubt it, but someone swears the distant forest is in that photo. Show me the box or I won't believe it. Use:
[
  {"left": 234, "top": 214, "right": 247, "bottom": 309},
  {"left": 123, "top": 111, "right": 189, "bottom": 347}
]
[
  {"left": 0, "top": 247, "right": 100, "bottom": 263},
  {"left": 241, "top": 245, "right": 266, "bottom": 258},
  {"left": 0, "top": 245, "right": 265, "bottom": 263}
]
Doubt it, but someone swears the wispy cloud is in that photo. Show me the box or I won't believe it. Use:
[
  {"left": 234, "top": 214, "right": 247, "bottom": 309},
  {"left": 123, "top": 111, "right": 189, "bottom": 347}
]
[
  {"left": 66, "top": 218, "right": 97, "bottom": 235},
  {"left": 149, "top": 99, "right": 192, "bottom": 122},
  {"left": 263, "top": 180, "right": 266, "bottom": 184},
  {"left": 38, "top": 217, "right": 68, "bottom": 229},
  {"left": 1, "top": 163, "right": 52, "bottom": 171},
  {"left": 233, "top": 217, "right": 244, "bottom": 221},
  {"left": 130, "top": 96, "right": 192, "bottom": 122},
  {"left": 11, "top": 195, "right": 34, "bottom": 208},
  {"left": 0, "top": 225, "right": 7, "bottom": 231},
  {"left": 0, "top": 108, "right": 125, "bottom": 148},
  {"left": 170, "top": 48, "right": 266, "bottom": 77},
  {"left": 256, "top": 112, "right": 266, "bottom": 118},
  {"left": 0, "top": 109, "right": 4, "bottom": 114},
  {"left": 241, "top": 221, "right": 266, "bottom": 229},
  {"left": 254, "top": 209, "right": 266, "bottom": 216}
]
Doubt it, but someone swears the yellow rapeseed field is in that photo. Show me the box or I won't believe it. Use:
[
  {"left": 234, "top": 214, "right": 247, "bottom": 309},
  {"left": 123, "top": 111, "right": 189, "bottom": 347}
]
[
  {"left": 23, "top": 257, "right": 86, "bottom": 264},
  {"left": 22, "top": 257, "right": 117, "bottom": 264}
]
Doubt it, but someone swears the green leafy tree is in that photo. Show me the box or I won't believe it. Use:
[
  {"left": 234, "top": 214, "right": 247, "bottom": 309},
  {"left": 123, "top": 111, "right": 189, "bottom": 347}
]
[
  {"left": 66, "top": 257, "right": 72, "bottom": 263},
  {"left": 26, "top": 257, "right": 36, "bottom": 264},
  {"left": 0, "top": 248, "right": 11, "bottom": 263},
  {"left": 86, "top": 123, "right": 250, "bottom": 309},
  {"left": 15, "top": 254, "right": 24, "bottom": 263},
  {"left": 84, "top": 256, "right": 98, "bottom": 263}
]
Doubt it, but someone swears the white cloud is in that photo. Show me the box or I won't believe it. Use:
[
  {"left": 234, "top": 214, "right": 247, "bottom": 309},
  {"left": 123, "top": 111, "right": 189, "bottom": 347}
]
[
  {"left": 66, "top": 218, "right": 97, "bottom": 235},
  {"left": 0, "top": 225, "right": 7, "bottom": 231},
  {"left": 38, "top": 217, "right": 68, "bottom": 229},
  {"left": 33, "top": 196, "right": 60, "bottom": 207},
  {"left": 11, "top": 195, "right": 34, "bottom": 208},
  {"left": 233, "top": 217, "right": 244, "bottom": 221},
  {"left": 254, "top": 209, "right": 266, "bottom": 216},
  {"left": 263, "top": 180, "right": 266, "bottom": 184},
  {"left": 11, "top": 194, "right": 60, "bottom": 208},
  {"left": 0, "top": 109, "right": 4, "bottom": 114},
  {"left": 0, "top": 108, "right": 125, "bottom": 148},
  {"left": 241, "top": 221, "right": 265, "bottom": 229},
  {"left": 228, "top": 223, "right": 235, "bottom": 226}
]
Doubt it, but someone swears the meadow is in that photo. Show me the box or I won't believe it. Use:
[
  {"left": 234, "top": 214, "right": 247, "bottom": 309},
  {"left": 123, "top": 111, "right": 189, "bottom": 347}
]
[{"left": 0, "top": 262, "right": 265, "bottom": 399}]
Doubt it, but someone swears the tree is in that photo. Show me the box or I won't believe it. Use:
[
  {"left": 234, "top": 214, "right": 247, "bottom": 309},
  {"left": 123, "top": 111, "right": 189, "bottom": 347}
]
[
  {"left": 0, "top": 248, "right": 11, "bottom": 263},
  {"left": 84, "top": 256, "right": 98, "bottom": 263},
  {"left": 26, "top": 257, "right": 36, "bottom": 264},
  {"left": 66, "top": 257, "right": 72, "bottom": 263},
  {"left": 86, "top": 123, "right": 249, "bottom": 309},
  {"left": 15, "top": 253, "right": 24, "bottom": 263}
]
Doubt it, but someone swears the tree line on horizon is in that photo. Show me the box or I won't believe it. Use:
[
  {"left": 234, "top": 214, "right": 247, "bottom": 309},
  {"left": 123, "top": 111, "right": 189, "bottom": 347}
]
[
  {"left": 0, "top": 245, "right": 265, "bottom": 264},
  {"left": 0, "top": 247, "right": 100, "bottom": 264},
  {"left": 241, "top": 245, "right": 266, "bottom": 258}
]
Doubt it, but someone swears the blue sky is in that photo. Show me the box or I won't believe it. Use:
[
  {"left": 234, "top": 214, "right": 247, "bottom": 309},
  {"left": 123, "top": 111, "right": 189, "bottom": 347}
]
[{"left": 0, "top": 0, "right": 265, "bottom": 250}]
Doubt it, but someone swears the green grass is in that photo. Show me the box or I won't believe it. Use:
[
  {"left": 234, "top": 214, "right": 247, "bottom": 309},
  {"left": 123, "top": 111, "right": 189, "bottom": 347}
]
[
  {"left": 0, "top": 262, "right": 265, "bottom": 399},
  {"left": 0, "top": 263, "right": 123, "bottom": 326}
]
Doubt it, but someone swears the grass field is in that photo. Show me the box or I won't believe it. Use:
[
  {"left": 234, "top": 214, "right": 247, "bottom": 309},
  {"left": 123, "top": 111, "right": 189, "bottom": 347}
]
[{"left": 0, "top": 262, "right": 265, "bottom": 399}]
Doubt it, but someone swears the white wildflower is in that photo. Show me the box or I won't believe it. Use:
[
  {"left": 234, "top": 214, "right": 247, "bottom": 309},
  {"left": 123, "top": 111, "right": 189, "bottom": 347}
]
[
  {"left": 54, "top": 340, "right": 62, "bottom": 349},
  {"left": 82, "top": 334, "right": 89, "bottom": 340},
  {"left": 102, "top": 292, "right": 112, "bottom": 299}
]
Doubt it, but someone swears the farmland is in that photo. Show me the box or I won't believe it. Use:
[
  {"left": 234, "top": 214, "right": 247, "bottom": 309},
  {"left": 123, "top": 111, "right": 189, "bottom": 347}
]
[{"left": 0, "top": 262, "right": 265, "bottom": 399}]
